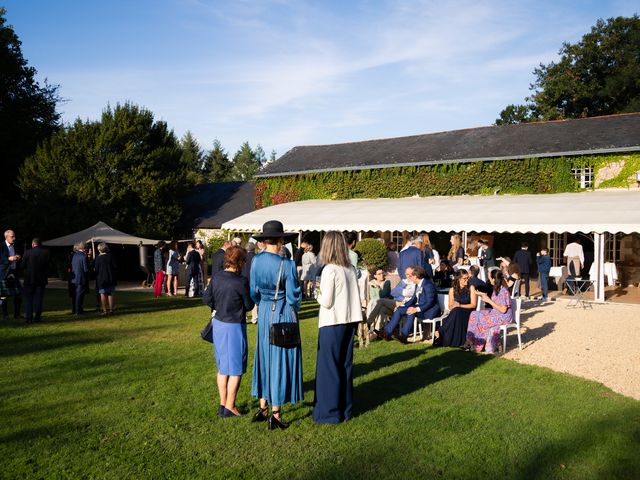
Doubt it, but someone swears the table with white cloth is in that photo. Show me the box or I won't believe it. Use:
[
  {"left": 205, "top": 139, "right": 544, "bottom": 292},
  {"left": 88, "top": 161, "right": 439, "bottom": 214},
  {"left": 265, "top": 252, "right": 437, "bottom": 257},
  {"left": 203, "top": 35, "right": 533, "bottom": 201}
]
[
  {"left": 549, "top": 266, "right": 567, "bottom": 291},
  {"left": 588, "top": 262, "right": 618, "bottom": 286},
  {"left": 469, "top": 257, "right": 481, "bottom": 267}
]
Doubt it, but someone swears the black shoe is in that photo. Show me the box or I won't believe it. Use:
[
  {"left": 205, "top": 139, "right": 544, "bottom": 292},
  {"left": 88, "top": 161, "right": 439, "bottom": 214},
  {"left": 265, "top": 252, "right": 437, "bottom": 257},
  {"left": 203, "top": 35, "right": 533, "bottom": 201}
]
[
  {"left": 267, "top": 414, "right": 289, "bottom": 430},
  {"left": 217, "top": 405, "right": 225, "bottom": 417},
  {"left": 374, "top": 329, "right": 392, "bottom": 341},
  {"left": 252, "top": 407, "right": 268, "bottom": 422},
  {"left": 221, "top": 406, "right": 244, "bottom": 418},
  {"left": 394, "top": 334, "right": 409, "bottom": 344}
]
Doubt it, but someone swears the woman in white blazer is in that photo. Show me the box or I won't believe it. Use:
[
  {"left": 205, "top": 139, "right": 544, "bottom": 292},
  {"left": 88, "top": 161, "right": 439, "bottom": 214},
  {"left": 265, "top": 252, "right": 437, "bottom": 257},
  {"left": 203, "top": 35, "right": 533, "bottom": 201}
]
[{"left": 313, "top": 231, "right": 362, "bottom": 424}]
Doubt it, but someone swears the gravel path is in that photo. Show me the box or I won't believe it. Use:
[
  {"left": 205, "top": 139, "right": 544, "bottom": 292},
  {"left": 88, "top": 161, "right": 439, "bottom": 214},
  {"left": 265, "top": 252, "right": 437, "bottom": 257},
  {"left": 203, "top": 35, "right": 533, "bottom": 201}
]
[{"left": 503, "top": 299, "right": 640, "bottom": 400}]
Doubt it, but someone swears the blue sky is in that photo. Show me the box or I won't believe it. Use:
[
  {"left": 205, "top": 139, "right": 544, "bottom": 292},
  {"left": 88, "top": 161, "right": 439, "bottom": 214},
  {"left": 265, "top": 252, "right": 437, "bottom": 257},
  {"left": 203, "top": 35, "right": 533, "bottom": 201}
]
[{"left": 4, "top": 0, "right": 638, "bottom": 157}]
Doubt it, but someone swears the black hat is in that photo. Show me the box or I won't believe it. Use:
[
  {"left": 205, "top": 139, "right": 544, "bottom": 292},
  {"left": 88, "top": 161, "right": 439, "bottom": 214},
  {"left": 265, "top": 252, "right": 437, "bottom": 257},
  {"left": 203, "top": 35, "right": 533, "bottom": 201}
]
[{"left": 252, "top": 220, "right": 297, "bottom": 241}]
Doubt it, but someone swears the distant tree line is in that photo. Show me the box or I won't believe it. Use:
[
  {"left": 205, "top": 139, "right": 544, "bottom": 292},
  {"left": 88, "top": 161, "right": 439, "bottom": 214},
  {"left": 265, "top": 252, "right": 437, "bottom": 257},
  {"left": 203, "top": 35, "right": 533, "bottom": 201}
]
[
  {"left": 496, "top": 15, "right": 640, "bottom": 125},
  {"left": 0, "top": 7, "right": 276, "bottom": 240}
]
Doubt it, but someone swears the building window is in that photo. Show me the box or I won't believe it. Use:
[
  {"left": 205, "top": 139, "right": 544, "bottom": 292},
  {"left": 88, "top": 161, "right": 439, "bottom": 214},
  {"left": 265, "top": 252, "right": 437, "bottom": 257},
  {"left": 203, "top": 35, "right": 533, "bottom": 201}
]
[
  {"left": 571, "top": 166, "right": 594, "bottom": 189},
  {"left": 605, "top": 234, "right": 621, "bottom": 263}
]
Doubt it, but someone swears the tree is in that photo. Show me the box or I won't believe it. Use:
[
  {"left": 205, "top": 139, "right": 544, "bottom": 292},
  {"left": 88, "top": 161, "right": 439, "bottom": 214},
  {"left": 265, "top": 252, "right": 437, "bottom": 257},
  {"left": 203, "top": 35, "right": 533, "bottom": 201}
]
[
  {"left": 180, "top": 131, "right": 205, "bottom": 184},
  {"left": 0, "top": 7, "right": 60, "bottom": 213},
  {"left": 207, "top": 139, "right": 232, "bottom": 182},
  {"left": 495, "top": 104, "right": 535, "bottom": 125},
  {"left": 269, "top": 149, "right": 278, "bottom": 163},
  {"left": 19, "top": 103, "right": 188, "bottom": 238},
  {"left": 496, "top": 15, "right": 640, "bottom": 124},
  {"left": 231, "top": 142, "right": 264, "bottom": 181}
]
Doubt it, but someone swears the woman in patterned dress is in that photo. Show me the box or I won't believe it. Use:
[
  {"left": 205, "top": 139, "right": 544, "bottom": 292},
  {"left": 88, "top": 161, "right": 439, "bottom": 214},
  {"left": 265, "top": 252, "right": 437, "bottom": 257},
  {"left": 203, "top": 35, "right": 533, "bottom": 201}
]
[{"left": 466, "top": 269, "right": 512, "bottom": 353}]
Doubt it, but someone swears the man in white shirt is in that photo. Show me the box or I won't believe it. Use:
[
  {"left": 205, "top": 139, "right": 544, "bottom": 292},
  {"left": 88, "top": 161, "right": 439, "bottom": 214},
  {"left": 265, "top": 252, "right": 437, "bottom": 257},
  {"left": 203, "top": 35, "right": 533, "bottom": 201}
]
[{"left": 563, "top": 239, "right": 584, "bottom": 278}]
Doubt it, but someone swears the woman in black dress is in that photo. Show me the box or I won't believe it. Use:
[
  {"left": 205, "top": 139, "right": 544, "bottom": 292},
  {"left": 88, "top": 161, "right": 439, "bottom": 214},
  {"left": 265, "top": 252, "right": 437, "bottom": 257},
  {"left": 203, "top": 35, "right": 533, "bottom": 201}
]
[
  {"left": 95, "top": 242, "right": 117, "bottom": 315},
  {"left": 433, "top": 270, "right": 477, "bottom": 347}
]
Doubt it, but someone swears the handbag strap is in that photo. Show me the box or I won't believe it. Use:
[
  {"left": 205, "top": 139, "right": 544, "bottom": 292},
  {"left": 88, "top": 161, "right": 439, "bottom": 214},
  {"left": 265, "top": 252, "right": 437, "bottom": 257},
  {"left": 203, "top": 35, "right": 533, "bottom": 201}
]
[{"left": 270, "top": 258, "right": 285, "bottom": 327}]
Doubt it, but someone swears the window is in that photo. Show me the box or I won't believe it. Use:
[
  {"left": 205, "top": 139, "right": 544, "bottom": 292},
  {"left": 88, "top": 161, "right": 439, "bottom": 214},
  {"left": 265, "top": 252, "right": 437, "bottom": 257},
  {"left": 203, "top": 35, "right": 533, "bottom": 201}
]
[
  {"left": 605, "top": 233, "right": 621, "bottom": 263},
  {"left": 571, "top": 166, "right": 594, "bottom": 189}
]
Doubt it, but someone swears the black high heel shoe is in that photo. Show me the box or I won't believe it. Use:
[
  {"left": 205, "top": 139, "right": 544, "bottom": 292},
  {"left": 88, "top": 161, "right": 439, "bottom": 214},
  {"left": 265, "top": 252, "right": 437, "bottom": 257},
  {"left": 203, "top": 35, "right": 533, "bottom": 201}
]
[
  {"left": 252, "top": 407, "right": 268, "bottom": 423},
  {"left": 267, "top": 411, "right": 289, "bottom": 430}
]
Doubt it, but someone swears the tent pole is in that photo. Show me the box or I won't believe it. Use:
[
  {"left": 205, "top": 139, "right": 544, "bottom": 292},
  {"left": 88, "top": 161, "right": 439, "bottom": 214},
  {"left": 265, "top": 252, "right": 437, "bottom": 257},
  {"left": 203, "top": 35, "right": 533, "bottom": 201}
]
[
  {"left": 462, "top": 231, "right": 468, "bottom": 253},
  {"left": 91, "top": 239, "right": 95, "bottom": 259},
  {"left": 593, "top": 232, "right": 605, "bottom": 303}
]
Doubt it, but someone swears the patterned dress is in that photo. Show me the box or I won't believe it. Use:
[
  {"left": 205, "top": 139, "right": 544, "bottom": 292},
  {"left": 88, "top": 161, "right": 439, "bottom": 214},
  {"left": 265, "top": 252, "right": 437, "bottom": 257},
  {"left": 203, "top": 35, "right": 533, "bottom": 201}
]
[{"left": 467, "top": 287, "right": 512, "bottom": 353}]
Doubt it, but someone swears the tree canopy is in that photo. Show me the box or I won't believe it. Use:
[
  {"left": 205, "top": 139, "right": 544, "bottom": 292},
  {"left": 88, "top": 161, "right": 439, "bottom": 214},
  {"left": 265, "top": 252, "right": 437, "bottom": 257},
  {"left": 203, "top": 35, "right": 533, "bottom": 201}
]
[
  {"left": 496, "top": 15, "right": 640, "bottom": 125},
  {"left": 231, "top": 141, "right": 265, "bottom": 181},
  {"left": 0, "top": 7, "right": 60, "bottom": 212},
  {"left": 19, "top": 103, "right": 188, "bottom": 238}
]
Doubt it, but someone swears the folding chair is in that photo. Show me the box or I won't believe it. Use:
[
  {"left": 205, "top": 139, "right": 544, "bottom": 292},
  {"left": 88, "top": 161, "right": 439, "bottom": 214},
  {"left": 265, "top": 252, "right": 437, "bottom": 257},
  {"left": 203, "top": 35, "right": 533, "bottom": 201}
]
[
  {"left": 418, "top": 293, "right": 450, "bottom": 342},
  {"left": 500, "top": 297, "right": 522, "bottom": 352}
]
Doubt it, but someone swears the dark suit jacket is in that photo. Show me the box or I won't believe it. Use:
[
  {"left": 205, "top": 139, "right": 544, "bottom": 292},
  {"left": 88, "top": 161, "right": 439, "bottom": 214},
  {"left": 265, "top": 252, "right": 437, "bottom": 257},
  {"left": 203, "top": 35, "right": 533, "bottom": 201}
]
[
  {"left": 185, "top": 250, "right": 201, "bottom": 276},
  {"left": 203, "top": 270, "right": 254, "bottom": 323},
  {"left": 513, "top": 249, "right": 533, "bottom": 274},
  {"left": 211, "top": 248, "right": 225, "bottom": 276},
  {"left": 406, "top": 279, "right": 440, "bottom": 319},
  {"left": 484, "top": 246, "right": 496, "bottom": 268},
  {"left": 0, "top": 242, "right": 10, "bottom": 280},
  {"left": 95, "top": 253, "right": 117, "bottom": 289},
  {"left": 242, "top": 251, "right": 255, "bottom": 280},
  {"left": 398, "top": 246, "right": 425, "bottom": 279},
  {"left": 71, "top": 251, "right": 89, "bottom": 286},
  {"left": 22, "top": 246, "right": 49, "bottom": 287}
]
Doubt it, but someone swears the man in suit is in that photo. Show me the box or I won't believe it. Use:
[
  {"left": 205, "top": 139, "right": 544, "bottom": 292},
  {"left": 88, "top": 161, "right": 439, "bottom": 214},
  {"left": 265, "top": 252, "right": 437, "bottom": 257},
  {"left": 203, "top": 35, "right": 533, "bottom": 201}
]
[
  {"left": 1, "top": 229, "right": 22, "bottom": 319},
  {"left": 391, "top": 236, "right": 424, "bottom": 303},
  {"left": 21, "top": 238, "right": 50, "bottom": 324},
  {"left": 513, "top": 242, "right": 533, "bottom": 299},
  {"left": 210, "top": 241, "right": 232, "bottom": 277},
  {"left": 378, "top": 266, "right": 440, "bottom": 344},
  {"left": 71, "top": 242, "right": 89, "bottom": 315},
  {"left": 184, "top": 241, "right": 202, "bottom": 297}
]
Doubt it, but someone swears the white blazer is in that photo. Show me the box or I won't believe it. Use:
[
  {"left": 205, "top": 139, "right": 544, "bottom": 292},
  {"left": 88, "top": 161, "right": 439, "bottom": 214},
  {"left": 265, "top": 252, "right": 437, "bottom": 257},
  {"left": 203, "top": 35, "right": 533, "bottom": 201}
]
[{"left": 317, "top": 264, "right": 363, "bottom": 328}]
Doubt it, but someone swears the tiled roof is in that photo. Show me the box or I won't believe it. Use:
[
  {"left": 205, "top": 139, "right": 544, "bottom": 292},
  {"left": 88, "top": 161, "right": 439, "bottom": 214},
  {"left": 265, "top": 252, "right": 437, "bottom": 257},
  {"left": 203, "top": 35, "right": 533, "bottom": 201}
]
[
  {"left": 181, "top": 182, "right": 255, "bottom": 230},
  {"left": 258, "top": 113, "right": 640, "bottom": 177}
]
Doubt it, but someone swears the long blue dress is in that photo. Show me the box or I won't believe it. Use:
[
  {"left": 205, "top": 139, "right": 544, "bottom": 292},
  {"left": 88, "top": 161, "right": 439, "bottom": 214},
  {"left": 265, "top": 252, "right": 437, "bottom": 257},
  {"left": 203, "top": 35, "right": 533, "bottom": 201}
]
[{"left": 250, "top": 252, "right": 303, "bottom": 405}]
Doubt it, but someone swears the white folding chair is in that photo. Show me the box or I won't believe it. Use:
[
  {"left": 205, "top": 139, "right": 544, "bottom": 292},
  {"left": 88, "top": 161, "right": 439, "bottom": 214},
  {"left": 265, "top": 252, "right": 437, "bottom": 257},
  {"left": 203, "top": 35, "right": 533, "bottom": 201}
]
[
  {"left": 500, "top": 297, "right": 522, "bottom": 352},
  {"left": 510, "top": 279, "right": 522, "bottom": 299},
  {"left": 418, "top": 293, "right": 450, "bottom": 341}
]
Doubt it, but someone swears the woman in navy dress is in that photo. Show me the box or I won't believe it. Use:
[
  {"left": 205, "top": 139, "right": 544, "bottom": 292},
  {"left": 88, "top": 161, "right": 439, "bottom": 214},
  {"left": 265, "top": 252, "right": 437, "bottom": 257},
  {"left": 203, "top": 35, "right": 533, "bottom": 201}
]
[
  {"left": 434, "top": 270, "right": 477, "bottom": 347},
  {"left": 94, "top": 242, "right": 117, "bottom": 315},
  {"left": 250, "top": 221, "right": 302, "bottom": 430},
  {"left": 203, "top": 246, "right": 254, "bottom": 418}
]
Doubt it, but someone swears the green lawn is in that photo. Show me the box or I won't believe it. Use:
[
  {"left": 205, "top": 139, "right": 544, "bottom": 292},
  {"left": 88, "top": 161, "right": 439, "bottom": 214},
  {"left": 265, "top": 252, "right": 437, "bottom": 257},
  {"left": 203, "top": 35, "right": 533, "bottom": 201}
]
[{"left": 1, "top": 290, "right": 639, "bottom": 479}]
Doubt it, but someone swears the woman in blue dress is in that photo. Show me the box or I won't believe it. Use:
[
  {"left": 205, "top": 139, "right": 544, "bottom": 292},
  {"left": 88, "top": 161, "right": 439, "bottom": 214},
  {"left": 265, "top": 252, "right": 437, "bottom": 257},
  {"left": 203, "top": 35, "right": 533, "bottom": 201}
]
[{"left": 250, "top": 221, "right": 302, "bottom": 430}]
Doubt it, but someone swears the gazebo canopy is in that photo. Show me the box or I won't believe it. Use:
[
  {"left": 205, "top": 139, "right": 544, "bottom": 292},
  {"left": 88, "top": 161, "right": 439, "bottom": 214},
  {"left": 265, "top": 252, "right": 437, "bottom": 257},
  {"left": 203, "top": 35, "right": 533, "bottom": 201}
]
[
  {"left": 43, "top": 222, "right": 159, "bottom": 246},
  {"left": 222, "top": 189, "right": 640, "bottom": 235}
]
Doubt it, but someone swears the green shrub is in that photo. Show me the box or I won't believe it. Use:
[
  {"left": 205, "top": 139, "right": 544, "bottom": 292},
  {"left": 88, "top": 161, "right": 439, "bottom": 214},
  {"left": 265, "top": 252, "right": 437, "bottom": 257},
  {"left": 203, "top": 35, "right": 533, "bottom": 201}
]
[{"left": 354, "top": 238, "right": 388, "bottom": 270}]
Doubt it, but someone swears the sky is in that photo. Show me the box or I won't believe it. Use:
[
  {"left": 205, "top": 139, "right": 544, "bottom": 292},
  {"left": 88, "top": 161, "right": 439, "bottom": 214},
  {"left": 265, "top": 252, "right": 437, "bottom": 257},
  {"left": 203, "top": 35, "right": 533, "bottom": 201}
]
[{"left": 4, "top": 0, "right": 638, "bottom": 157}]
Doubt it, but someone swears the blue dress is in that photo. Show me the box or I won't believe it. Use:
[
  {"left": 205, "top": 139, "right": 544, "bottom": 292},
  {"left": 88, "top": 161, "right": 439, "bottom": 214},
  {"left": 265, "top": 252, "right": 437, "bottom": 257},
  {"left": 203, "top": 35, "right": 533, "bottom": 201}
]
[{"left": 250, "top": 252, "right": 303, "bottom": 405}]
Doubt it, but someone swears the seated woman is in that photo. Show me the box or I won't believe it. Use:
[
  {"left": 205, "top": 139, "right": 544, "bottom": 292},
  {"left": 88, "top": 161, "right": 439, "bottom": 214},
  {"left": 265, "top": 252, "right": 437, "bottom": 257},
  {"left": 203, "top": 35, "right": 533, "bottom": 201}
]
[
  {"left": 433, "top": 270, "right": 477, "bottom": 348},
  {"left": 466, "top": 269, "right": 513, "bottom": 353},
  {"left": 433, "top": 261, "right": 453, "bottom": 289},
  {"left": 506, "top": 263, "right": 521, "bottom": 296},
  {"left": 366, "top": 267, "right": 396, "bottom": 334}
]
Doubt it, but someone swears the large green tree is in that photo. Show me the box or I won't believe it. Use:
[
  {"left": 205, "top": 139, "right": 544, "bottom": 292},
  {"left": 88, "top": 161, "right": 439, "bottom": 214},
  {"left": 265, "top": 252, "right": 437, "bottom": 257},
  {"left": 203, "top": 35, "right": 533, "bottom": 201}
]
[
  {"left": 19, "top": 103, "right": 188, "bottom": 238},
  {"left": 207, "top": 139, "right": 232, "bottom": 182},
  {"left": 496, "top": 15, "right": 640, "bottom": 125},
  {"left": 0, "top": 7, "right": 60, "bottom": 213},
  {"left": 231, "top": 142, "right": 264, "bottom": 181},
  {"left": 180, "top": 131, "right": 206, "bottom": 184}
]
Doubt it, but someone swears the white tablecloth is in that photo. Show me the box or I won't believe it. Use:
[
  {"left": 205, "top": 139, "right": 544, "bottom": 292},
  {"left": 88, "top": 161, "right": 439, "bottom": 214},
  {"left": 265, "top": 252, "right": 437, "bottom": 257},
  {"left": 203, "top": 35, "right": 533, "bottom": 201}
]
[
  {"left": 549, "top": 266, "right": 567, "bottom": 290},
  {"left": 589, "top": 262, "right": 618, "bottom": 286}
]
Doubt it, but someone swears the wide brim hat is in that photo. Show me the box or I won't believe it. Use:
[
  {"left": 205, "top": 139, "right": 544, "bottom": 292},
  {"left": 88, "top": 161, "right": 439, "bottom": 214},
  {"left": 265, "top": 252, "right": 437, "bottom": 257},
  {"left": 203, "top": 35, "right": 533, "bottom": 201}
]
[{"left": 252, "top": 220, "right": 297, "bottom": 241}]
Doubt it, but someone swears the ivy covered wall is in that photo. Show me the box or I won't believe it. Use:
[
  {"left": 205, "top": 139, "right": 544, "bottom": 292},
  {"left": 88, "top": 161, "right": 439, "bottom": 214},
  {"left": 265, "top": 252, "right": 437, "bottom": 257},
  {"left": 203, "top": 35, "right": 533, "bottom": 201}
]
[{"left": 255, "top": 153, "right": 640, "bottom": 208}]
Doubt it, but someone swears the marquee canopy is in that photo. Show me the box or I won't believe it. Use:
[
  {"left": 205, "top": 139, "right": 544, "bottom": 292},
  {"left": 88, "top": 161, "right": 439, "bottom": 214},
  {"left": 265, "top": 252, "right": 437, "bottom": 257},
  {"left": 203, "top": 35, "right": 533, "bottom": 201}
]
[
  {"left": 43, "top": 221, "right": 159, "bottom": 247},
  {"left": 222, "top": 189, "right": 640, "bottom": 235}
]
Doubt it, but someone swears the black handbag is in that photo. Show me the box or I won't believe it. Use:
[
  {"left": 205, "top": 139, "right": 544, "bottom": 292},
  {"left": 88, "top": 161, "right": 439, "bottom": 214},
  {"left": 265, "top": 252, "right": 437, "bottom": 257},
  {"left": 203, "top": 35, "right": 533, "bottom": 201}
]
[
  {"left": 269, "top": 258, "right": 301, "bottom": 348},
  {"left": 201, "top": 318, "right": 213, "bottom": 343}
]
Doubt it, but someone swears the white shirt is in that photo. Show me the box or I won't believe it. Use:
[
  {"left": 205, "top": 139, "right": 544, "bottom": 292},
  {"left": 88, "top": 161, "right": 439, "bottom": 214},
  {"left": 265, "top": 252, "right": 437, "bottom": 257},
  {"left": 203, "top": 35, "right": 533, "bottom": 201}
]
[
  {"left": 563, "top": 242, "right": 584, "bottom": 266},
  {"left": 317, "top": 264, "right": 363, "bottom": 328},
  {"left": 432, "top": 248, "right": 441, "bottom": 267},
  {"left": 6, "top": 240, "right": 16, "bottom": 270}
]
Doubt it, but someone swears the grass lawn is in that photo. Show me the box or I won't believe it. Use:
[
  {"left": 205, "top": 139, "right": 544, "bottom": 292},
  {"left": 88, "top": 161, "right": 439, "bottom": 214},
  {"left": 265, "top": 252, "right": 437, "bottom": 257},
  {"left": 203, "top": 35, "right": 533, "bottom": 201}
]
[{"left": 1, "top": 290, "right": 639, "bottom": 479}]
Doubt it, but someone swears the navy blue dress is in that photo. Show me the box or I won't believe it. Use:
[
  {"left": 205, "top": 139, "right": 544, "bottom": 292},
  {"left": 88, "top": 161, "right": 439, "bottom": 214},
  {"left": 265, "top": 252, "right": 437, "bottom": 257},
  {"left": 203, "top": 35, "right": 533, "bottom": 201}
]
[
  {"left": 435, "top": 288, "right": 473, "bottom": 348},
  {"left": 250, "top": 252, "right": 303, "bottom": 405}
]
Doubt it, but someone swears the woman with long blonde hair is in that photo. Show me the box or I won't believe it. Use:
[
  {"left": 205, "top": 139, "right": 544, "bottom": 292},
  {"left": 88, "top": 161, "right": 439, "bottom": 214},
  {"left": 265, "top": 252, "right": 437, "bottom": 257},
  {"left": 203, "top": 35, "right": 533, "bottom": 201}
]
[
  {"left": 314, "top": 231, "right": 362, "bottom": 424},
  {"left": 447, "top": 234, "right": 465, "bottom": 267}
]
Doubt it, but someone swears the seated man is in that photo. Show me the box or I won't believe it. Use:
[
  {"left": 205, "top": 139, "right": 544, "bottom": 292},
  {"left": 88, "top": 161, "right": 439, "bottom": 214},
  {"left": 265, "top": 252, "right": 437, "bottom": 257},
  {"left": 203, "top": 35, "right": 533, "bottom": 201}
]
[
  {"left": 468, "top": 265, "right": 491, "bottom": 296},
  {"left": 377, "top": 266, "right": 440, "bottom": 344}
]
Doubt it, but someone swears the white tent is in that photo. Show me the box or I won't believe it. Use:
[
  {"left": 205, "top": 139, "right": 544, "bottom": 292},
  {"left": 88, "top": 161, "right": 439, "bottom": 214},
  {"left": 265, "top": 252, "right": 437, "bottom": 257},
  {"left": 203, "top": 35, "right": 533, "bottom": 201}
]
[
  {"left": 221, "top": 189, "right": 640, "bottom": 234},
  {"left": 43, "top": 221, "right": 159, "bottom": 247},
  {"left": 222, "top": 189, "right": 640, "bottom": 303}
]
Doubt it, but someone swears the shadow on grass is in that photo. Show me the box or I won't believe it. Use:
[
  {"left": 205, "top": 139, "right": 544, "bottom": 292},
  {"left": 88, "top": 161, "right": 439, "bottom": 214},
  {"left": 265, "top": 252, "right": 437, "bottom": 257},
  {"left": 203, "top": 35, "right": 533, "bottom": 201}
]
[
  {"left": 0, "top": 323, "right": 180, "bottom": 358},
  {"left": 353, "top": 348, "right": 493, "bottom": 416}
]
